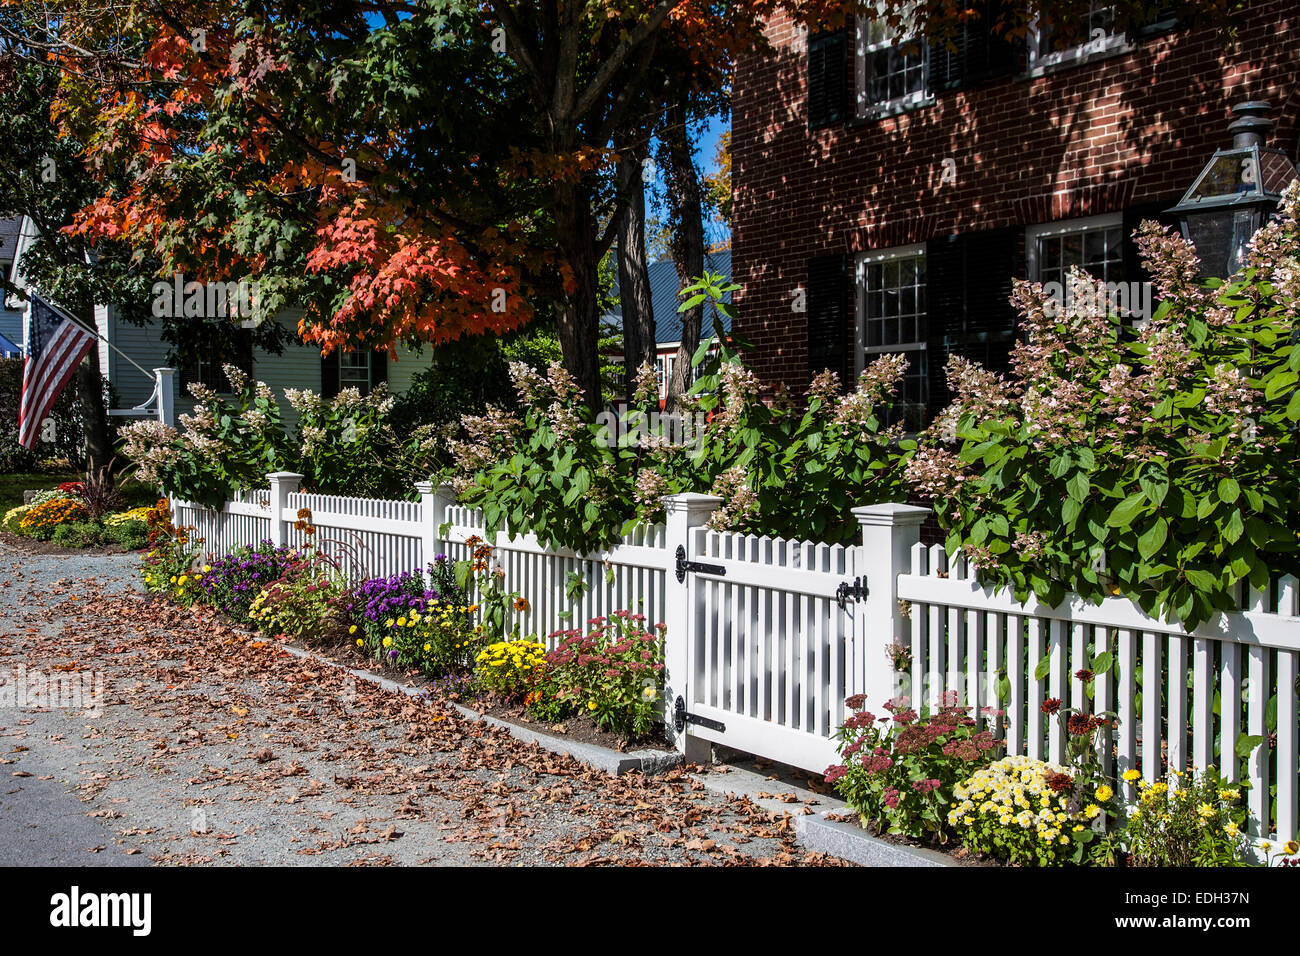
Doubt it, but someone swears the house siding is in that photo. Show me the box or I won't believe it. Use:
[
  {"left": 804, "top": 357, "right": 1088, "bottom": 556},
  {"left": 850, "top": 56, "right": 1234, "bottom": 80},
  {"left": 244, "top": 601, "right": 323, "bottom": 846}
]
[{"left": 102, "top": 309, "right": 435, "bottom": 429}]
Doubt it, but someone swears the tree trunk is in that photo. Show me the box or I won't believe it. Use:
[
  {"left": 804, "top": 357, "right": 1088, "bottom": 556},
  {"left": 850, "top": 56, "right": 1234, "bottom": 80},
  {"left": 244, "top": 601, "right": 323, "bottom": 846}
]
[
  {"left": 553, "top": 178, "right": 603, "bottom": 413},
  {"left": 661, "top": 97, "right": 706, "bottom": 415},
  {"left": 77, "top": 339, "right": 112, "bottom": 473},
  {"left": 614, "top": 125, "right": 657, "bottom": 408}
]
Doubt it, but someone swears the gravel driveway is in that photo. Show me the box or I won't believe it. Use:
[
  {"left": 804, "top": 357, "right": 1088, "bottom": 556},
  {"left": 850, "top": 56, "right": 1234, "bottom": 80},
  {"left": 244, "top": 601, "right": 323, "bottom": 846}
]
[{"left": 0, "top": 541, "right": 842, "bottom": 867}]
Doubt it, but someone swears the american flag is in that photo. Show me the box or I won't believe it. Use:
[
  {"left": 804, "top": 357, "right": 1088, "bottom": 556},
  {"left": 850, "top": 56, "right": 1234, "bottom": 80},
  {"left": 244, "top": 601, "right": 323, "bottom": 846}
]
[{"left": 18, "top": 295, "right": 97, "bottom": 449}]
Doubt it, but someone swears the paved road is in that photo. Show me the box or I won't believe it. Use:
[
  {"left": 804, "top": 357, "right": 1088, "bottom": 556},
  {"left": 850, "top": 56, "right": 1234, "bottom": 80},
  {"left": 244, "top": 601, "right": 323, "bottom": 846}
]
[{"left": 0, "top": 541, "right": 841, "bottom": 867}]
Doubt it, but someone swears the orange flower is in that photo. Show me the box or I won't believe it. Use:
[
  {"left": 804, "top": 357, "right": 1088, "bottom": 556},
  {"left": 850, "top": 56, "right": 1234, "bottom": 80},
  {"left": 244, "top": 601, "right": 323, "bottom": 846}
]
[{"left": 513, "top": 597, "right": 530, "bottom": 613}]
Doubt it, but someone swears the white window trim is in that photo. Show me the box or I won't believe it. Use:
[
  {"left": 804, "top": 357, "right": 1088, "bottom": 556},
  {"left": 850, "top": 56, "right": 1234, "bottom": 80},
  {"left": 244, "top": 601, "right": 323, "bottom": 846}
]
[
  {"left": 1024, "top": 11, "right": 1131, "bottom": 74},
  {"left": 1025, "top": 212, "right": 1123, "bottom": 282},
  {"left": 855, "top": 13, "right": 932, "bottom": 120},
  {"left": 854, "top": 241, "right": 927, "bottom": 377}
]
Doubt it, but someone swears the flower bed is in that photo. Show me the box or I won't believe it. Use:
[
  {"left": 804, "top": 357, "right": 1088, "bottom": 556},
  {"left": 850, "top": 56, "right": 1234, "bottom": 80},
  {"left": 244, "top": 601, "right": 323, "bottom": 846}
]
[
  {"left": 3, "top": 482, "right": 152, "bottom": 551},
  {"left": 824, "top": 693, "right": 1296, "bottom": 867},
  {"left": 137, "top": 513, "right": 670, "bottom": 746}
]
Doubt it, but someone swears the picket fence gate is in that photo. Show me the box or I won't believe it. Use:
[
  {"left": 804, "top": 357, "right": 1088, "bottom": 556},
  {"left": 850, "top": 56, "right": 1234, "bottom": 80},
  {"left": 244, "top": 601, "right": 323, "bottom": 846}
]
[{"left": 171, "top": 475, "right": 1300, "bottom": 850}]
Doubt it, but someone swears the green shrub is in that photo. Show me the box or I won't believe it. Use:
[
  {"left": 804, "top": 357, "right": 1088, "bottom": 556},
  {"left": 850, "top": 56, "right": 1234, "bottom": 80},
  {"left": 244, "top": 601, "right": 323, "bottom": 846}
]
[
  {"left": 52, "top": 521, "right": 106, "bottom": 548},
  {"left": 447, "top": 273, "right": 916, "bottom": 551},
  {"left": 102, "top": 518, "right": 150, "bottom": 550},
  {"left": 286, "top": 383, "right": 439, "bottom": 499}
]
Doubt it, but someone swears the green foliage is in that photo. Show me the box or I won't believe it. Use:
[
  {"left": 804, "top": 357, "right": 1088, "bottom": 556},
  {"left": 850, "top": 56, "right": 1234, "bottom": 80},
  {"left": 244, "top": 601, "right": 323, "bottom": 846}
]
[
  {"left": 288, "top": 384, "right": 439, "bottom": 498},
  {"left": 450, "top": 367, "right": 631, "bottom": 552},
  {"left": 134, "top": 367, "right": 291, "bottom": 509},
  {"left": 1124, "top": 768, "right": 1254, "bottom": 866},
  {"left": 448, "top": 270, "right": 915, "bottom": 551},
  {"left": 100, "top": 517, "right": 150, "bottom": 551},
  {"left": 51, "top": 521, "right": 107, "bottom": 548}
]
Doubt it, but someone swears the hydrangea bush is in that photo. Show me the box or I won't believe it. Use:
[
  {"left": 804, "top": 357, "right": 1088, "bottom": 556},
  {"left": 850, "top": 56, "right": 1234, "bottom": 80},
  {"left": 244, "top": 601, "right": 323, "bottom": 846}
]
[
  {"left": 448, "top": 273, "right": 917, "bottom": 550},
  {"left": 908, "top": 183, "right": 1300, "bottom": 627}
]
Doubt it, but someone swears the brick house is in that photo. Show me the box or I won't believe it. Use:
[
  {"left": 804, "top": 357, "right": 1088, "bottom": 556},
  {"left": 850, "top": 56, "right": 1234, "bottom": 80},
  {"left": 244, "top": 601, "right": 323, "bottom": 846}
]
[{"left": 731, "top": 1, "right": 1300, "bottom": 425}]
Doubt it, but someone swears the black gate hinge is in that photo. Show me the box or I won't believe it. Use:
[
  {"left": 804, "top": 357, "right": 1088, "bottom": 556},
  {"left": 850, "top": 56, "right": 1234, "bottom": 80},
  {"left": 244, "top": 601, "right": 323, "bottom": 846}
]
[
  {"left": 675, "top": 545, "right": 727, "bottom": 583},
  {"left": 835, "top": 576, "right": 868, "bottom": 610},
  {"left": 674, "top": 695, "right": 726, "bottom": 734}
]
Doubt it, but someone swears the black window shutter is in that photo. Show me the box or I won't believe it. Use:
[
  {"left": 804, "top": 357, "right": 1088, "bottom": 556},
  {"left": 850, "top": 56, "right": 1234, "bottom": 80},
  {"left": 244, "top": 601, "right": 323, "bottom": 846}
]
[
  {"left": 808, "top": 28, "right": 847, "bottom": 129},
  {"left": 321, "top": 350, "right": 340, "bottom": 399},
  {"left": 927, "top": 26, "right": 968, "bottom": 94},
  {"left": 925, "top": 234, "right": 967, "bottom": 415},
  {"left": 807, "top": 254, "right": 850, "bottom": 385},
  {"left": 928, "top": 0, "right": 1019, "bottom": 94},
  {"left": 925, "top": 227, "right": 1020, "bottom": 417},
  {"left": 370, "top": 351, "right": 388, "bottom": 392},
  {"left": 1121, "top": 199, "right": 1182, "bottom": 315},
  {"left": 964, "top": 227, "right": 1021, "bottom": 379}
]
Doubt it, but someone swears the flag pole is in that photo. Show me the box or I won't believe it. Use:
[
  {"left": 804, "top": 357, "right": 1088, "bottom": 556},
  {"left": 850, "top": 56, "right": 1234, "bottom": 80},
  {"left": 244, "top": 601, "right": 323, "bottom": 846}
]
[{"left": 25, "top": 294, "right": 158, "bottom": 380}]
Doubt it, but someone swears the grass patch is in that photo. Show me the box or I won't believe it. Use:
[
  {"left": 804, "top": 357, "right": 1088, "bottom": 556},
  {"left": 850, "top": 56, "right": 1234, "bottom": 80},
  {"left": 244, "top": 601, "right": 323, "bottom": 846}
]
[{"left": 0, "top": 471, "right": 80, "bottom": 513}]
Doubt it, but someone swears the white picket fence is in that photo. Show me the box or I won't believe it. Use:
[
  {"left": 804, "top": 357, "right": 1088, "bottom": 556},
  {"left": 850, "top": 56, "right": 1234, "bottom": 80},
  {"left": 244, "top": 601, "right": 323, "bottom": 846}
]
[{"left": 170, "top": 475, "right": 1300, "bottom": 850}]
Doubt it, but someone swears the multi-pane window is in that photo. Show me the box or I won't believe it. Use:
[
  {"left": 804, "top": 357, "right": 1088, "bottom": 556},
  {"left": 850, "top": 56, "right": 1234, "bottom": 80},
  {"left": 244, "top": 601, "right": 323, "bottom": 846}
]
[
  {"left": 856, "top": 13, "right": 928, "bottom": 115},
  {"left": 857, "top": 245, "right": 927, "bottom": 428},
  {"left": 1029, "top": 218, "right": 1125, "bottom": 288},
  {"left": 1028, "top": 3, "right": 1126, "bottom": 68},
  {"left": 338, "top": 349, "right": 371, "bottom": 392}
]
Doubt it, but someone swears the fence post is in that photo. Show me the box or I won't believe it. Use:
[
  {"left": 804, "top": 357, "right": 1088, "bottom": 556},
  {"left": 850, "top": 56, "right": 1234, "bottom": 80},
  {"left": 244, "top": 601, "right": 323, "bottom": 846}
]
[
  {"left": 416, "top": 481, "right": 456, "bottom": 570},
  {"left": 267, "top": 471, "right": 303, "bottom": 548},
  {"left": 852, "top": 503, "right": 930, "bottom": 712},
  {"left": 661, "top": 492, "right": 722, "bottom": 765}
]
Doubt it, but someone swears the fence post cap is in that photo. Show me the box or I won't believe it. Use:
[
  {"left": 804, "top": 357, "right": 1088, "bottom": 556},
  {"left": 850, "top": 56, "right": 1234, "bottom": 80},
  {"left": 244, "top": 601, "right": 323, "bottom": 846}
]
[
  {"left": 267, "top": 471, "right": 305, "bottom": 481},
  {"left": 852, "top": 503, "right": 930, "bottom": 526},
  {"left": 661, "top": 492, "right": 723, "bottom": 513},
  {"left": 414, "top": 480, "right": 435, "bottom": 494}
]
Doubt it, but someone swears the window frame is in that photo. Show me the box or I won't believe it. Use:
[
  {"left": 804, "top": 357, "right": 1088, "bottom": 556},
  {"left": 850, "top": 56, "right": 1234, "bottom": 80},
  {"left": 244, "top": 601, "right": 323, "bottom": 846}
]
[
  {"left": 337, "top": 348, "right": 372, "bottom": 394},
  {"left": 1024, "top": 212, "right": 1125, "bottom": 284},
  {"left": 1024, "top": 4, "right": 1131, "bottom": 73},
  {"left": 854, "top": 11, "right": 932, "bottom": 119},
  {"left": 854, "top": 242, "right": 928, "bottom": 419}
]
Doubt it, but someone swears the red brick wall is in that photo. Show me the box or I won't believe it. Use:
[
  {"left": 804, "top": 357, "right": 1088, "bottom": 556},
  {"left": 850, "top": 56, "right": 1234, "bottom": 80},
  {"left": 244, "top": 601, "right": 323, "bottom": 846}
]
[{"left": 732, "top": 1, "right": 1300, "bottom": 389}]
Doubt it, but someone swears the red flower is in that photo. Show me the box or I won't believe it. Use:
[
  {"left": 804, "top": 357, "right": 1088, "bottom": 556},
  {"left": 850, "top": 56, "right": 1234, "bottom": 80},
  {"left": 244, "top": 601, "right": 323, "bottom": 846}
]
[
  {"left": 1041, "top": 698, "right": 1062, "bottom": 715},
  {"left": 1045, "top": 772, "right": 1074, "bottom": 793}
]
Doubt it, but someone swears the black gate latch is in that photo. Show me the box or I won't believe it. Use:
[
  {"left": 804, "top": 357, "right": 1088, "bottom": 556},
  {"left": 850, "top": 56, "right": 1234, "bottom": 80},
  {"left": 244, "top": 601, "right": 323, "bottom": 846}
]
[
  {"left": 674, "top": 695, "right": 726, "bottom": 734},
  {"left": 835, "top": 576, "right": 868, "bottom": 610},
  {"left": 675, "top": 545, "right": 727, "bottom": 583}
]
